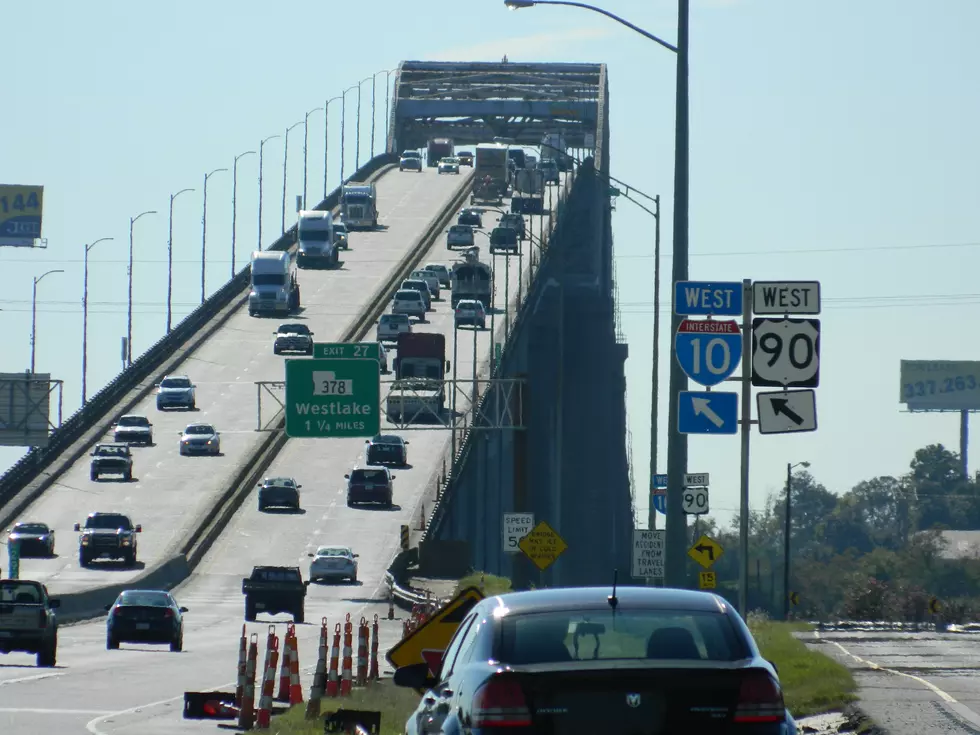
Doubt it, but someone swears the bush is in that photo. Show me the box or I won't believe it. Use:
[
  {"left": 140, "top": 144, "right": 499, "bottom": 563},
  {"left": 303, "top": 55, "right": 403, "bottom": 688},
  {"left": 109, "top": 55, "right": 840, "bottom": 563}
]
[
  {"left": 455, "top": 571, "right": 512, "bottom": 597},
  {"left": 842, "top": 576, "right": 895, "bottom": 620}
]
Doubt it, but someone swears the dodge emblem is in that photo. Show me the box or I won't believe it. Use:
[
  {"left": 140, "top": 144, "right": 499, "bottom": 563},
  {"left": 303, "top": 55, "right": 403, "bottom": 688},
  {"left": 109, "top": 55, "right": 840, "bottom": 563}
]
[{"left": 626, "top": 693, "right": 641, "bottom": 708}]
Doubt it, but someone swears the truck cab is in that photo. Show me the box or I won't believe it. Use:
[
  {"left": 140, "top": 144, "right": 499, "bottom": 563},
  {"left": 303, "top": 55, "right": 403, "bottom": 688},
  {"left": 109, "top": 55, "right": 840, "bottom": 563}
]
[
  {"left": 248, "top": 251, "right": 300, "bottom": 316},
  {"left": 296, "top": 210, "right": 337, "bottom": 268},
  {"left": 242, "top": 566, "right": 308, "bottom": 623},
  {"left": 340, "top": 183, "right": 378, "bottom": 230}
]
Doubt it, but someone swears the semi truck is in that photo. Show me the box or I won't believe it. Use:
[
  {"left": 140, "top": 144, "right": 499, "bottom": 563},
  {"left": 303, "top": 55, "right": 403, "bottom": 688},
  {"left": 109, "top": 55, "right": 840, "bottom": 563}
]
[
  {"left": 340, "top": 183, "right": 379, "bottom": 229},
  {"left": 426, "top": 137, "right": 455, "bottom": 167},
  {"left": 511, "top": 168, "right": 546, "bottom": 215},
  {"left": 541, "top": 132, "right": 572, "bottom": 171},
  {"left": 471, "top": 142, "right": 510, "bottom": 205},
  {"left": 296, "top": 210, "right": 338, "bottom": 268},
  {"left": 450, "top": 248, "right": 493, "bottom": 308},
  {"left": 248, "top": 250, "right": 300, "bottom": 316},
  {"left": 386, "top": 333, "right": 449, "bottom": 424}
]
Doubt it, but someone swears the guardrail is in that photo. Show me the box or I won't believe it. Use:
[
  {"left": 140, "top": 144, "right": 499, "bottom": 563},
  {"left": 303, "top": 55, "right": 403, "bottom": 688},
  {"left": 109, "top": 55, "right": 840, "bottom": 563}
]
[
  {"left": 0, "top": 154, "right": 397, "bottom": 516},
  {"left": 52, "top": 167, "right": 476, "bottom": 623}
]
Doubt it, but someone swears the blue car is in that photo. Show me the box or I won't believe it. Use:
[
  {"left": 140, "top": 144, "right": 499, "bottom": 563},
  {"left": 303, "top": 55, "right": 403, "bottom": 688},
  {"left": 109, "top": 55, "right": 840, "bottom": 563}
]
[{"left": 106, "top": 589, "right": 187, "bottom": 652}]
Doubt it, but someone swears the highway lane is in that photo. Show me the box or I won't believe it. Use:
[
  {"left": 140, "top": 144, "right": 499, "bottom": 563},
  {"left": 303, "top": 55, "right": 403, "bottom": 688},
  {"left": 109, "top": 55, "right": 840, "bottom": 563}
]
[
  {"left": 1, "top": 167, "right": 471, "bottom": 595},
  {"left": 0, "top": 180, "right": 564, "bottom": 735},
  {"left": 807, "top": 629, "right": 980, "bottom": 734}
]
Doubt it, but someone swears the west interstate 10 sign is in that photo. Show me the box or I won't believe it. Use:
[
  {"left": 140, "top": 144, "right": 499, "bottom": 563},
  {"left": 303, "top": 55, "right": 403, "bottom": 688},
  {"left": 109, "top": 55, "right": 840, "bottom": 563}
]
[{"left": 675, "top": 319, "right": 743, "bottom": 387}]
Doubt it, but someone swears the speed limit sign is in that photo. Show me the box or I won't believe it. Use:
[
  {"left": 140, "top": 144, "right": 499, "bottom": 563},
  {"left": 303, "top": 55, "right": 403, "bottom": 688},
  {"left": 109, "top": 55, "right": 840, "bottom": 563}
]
[{"left": 682, "top": 487, "right": 709, "bottom": 515}]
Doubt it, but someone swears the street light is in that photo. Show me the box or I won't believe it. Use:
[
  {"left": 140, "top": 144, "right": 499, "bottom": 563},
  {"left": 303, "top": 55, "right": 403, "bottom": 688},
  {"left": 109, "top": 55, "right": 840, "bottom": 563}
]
[
  {"left": 127, "top": 210, "right": 157, "bottom": 366},
  {"left": 340, "top": 85, "right": 357, "bottom": 183},
  {"left": 82, "top": 239, "right": 113, "bottom": 403},
  {"left": 31, "top": 269, "right": 64, "bottom": 374},
  {"left": 232, "top": 150, "right": 256, "bottom": 278},
  {"left": 505, "top": 0, "right": 692, "bottom": 595},
  {"left": 202, "top": 167, "right": 228, "bottom": 303},
  {"left": 258, "top": 134, "right": 281, "bottom": 250},
  {"left": 167, "top": 189, "right": 194, "bottom": 333},
  {"left": 282, "top": 121, "right": 303, "bottom": 233},
  {"left": 355, "top": 76, "right": 372, "bottom": 170},
  {"left": 302, "top": 106, "right": 324, "bottom": 209},
  {"left": 784, "top": 461, "right": 810, "bottom": 620},
  {"left": 323, "top": 96, "right": 343, "bottom": 199},
  {"left": 374, "top": 69, "right": 395, "bottom": 155}
]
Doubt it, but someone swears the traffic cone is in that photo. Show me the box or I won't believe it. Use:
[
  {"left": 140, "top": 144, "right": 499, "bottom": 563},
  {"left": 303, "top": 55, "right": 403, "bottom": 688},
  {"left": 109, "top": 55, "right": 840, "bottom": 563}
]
[
  {"left": 326, "top": 622, "right": 341, "bottom": 697},
  {"left": 255, "top": 634, "right": 279, "bottom": 730},
  {"left": 288, "top": 636, "right": 303, "bottom": 704},
  {"left": 340, "top": 614, "right": 354, "bottom": 696},
  {"left": 369, "top": 615, "right": 380, "bottom": 681},
  {"left": 276, "top": 623, "right": 295, "bottom": 702},
  {"left": 235, "top": 624, "right": 247, "bottom": 707},
  {"left": 356, "top": 617, "right": 369, "bottom": 686},
  {"left": 305, "top": 618, "right": 329, "bottom": 719},
  {"left": 237, "top": 633, "right": 259, "bottom": 730}
]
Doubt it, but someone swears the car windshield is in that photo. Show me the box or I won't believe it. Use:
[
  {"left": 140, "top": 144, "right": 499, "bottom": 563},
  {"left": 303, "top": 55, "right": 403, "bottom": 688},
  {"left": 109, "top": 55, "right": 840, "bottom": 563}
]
[
  {"left": 278, "top": 324, "right": 309, "bottom": 335},
  {"left": 12, "top": 523, "right": 48, "bottom": 534},
  {"left": 96, "top": 445, "right": 127, "bottom": 456},
  {"left": 0, "top": 582, "right": 42, "bottom": 604},
  {"left": 264, "top": 477, "right": 295, "bottom": 488},
  {"left": 497, "top": 609, "right": 747, "bottom": 664},
  {"left": 381, "top": 314, "right": 409, "bottom": 325},
  {"left": 316, "top": 547, "right": 350, "bottom": 558},
  {"left": 425, "top": 265, "right": 446, "bottom": 273},
  {"left": 253, "top": 273, "right": 285, "bottom": 286},
  {"left": 351, "top": 469, "right": 388, "bottom": 483},
  {"left": 161, "top": 377, "right": 191, "bottom": 389},
  {"left": 118, "top": 416, "right": 148, "bottom": 427},
  {"left": 86, "top": 515, "right": 133, "bottom": 530},
  {"left": 402, "top": 151, "right": 420, "bottom": 158},
  {"left": 298, "top": 225, "right": 330, "bottom": 242},
  {"left": 185, "top": 425, "right": 215, "bottom": 435},
  {"left": 117, "top": 590, "right": 172, "bottom": 607},
  {"left": 334, "top": 224, "right": 347, "bottom": 234}
]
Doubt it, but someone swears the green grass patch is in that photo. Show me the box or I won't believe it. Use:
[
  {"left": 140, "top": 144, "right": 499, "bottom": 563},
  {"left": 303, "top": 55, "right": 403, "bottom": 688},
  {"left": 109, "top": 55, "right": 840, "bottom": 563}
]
[
  {"left": 749, "top": 620, "right": 857, "bottom": 717},
  {"left": 455, "top": 571, "right": 512, "bottom": 597},
  {"left": 270, "top": 678, "right": 421, "bottom": 735}
]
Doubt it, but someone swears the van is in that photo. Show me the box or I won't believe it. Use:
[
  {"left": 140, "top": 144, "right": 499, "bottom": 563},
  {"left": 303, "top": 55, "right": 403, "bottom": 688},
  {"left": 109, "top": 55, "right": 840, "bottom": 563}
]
[{"left": 392, "top": 290, "right": 426, "bottom": 320}]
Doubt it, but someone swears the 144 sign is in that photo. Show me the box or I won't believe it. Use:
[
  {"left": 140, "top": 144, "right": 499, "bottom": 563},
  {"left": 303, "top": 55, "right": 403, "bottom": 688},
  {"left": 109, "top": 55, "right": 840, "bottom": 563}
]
[{"left": 751, "top": 318, "right": 820, "bottom": 388}]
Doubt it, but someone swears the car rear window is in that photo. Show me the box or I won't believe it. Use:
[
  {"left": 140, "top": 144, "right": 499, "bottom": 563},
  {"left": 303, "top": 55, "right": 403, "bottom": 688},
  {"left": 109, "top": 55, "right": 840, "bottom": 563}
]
[
  {"left": 118, "top": 591, "right": 171, "bottom": 607},
  {"left": 255, "top": 568, "right": 301, "bottom": 582},
  {"left": 497, "top": 609, "right": 747, "bottom": 664},
  {"left": 351, "top": 469, "right": 388, "bottom": 483},
  {"left": 0, "top": 582, "right": 42, "bottom": 603},
  {"left": 395, "top": 290, "right": 421, "bottom": 300}
]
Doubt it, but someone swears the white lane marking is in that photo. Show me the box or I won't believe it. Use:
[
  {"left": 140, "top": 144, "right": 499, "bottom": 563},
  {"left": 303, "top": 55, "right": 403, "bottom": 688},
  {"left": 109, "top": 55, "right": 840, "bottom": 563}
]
[
  {"left": 0, "top": 672, "right": 64, "bottom": 686},
  {"left": 85, "top": 680, "right": 233, "bottom": 735},
  {"left": 0, "top": 708, "right": 112, "bottom": 715}
]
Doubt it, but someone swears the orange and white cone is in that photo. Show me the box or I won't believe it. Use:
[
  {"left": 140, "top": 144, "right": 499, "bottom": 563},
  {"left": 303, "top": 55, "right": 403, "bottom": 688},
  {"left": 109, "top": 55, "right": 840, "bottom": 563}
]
[
  {"left": 340, "top": 614, "right": 353, "bottom": 696},
  {"left": 255, "top": 633, "right": 279, "bottom": 730},
  {"left": 305, "top": 618, "right": 329, "bottom": 719},
  {"left": 235, "top": 624, "right": 247, "bottom": 706},
  {"left": 326, "top": 622, "right": 341, "bottom": 697},
  {"left": 276, "top": 623, "right": 295, "bottom": 702},
  {"left": 369, "top": 615, "right": 380, "bottom": 681},
  {"left": 356, "top": 617, "right": 369, "bottom": 686},
  {"left": 237, "top": 633, "right": 259, "bottom": 730}
]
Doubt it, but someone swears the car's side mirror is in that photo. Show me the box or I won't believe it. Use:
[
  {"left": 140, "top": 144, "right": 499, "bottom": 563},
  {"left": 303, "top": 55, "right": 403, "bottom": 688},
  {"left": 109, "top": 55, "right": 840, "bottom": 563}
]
[
  {"left": 49, "top": 599, "right": 60, "bottom": 609},
  {"left": 365, "top": 440, "right": 370, "bottom": 444},
  {"left": 354, "top": 553, "right": 360, "bottom": 558},
  {"left": 296, "top": 484, "right": 302, "bottom": 489},
  {"left": 391, "top": 475, "right": 397, "bottom": 480},
  {"left": 73, "top": 523, "right": 81, "bottom": 532},
  {"left": 404, "top": 440, "right": 410, "bottom": 445},
  {"left": 393, "top": 662, "right": 435, "bottom": 689},
  {"left": 135, "top": 525, "right": 142, "bottom": 533},
  {"left": 307, "top": 553, "right": 314, "bottom": 557},
  {"left": 303, "top": 580, "right": 311, "bottom": 586},
  {"left": 344, "top": 474, "right": 350, "bottom": 479},
  {"left": 179, "top": 607, "right": 189, "bottom": 613},
  {"left": 767, "top": 659, "right": 779, "bottom": 675}
]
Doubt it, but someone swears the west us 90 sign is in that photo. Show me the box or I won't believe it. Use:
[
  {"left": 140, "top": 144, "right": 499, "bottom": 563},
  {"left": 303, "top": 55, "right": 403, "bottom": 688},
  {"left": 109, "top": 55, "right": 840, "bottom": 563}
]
[{"left": 751, "top": 318, "right": 820, "bottom": 388}]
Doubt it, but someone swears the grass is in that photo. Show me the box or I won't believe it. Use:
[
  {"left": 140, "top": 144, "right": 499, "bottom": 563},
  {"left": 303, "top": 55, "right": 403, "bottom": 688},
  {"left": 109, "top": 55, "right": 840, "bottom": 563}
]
[
  {"left": 749, "top": 619, "right": 857, "bottom": 717},
  {"left": 455, "top": 571, "right": 513, "bottom": 597},
  {"left": 269, "top": 678, "right": 421, "bottom": 735}
]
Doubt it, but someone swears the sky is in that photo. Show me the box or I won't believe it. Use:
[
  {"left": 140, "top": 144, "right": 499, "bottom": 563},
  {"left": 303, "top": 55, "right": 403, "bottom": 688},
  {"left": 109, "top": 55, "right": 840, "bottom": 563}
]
[{"left": 2, "top": 0, "right": 979, "bottom": 532}]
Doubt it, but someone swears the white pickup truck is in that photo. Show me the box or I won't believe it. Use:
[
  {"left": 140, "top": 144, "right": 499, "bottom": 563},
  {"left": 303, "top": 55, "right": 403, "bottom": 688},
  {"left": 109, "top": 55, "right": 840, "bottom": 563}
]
[
  {"left": 0, "top": 578, "right": 59, "bottom": 666},
  {"left": 385, "top": 379, "right": 445, "bottom": 424}
]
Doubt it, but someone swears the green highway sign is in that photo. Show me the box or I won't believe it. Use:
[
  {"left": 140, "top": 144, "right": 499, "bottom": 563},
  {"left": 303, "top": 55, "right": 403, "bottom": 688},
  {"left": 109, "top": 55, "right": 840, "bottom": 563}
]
[
  {"left": 7, "top": 538, "right": 20, "bottom": 579},
  {"left": 313, "top": 342, "right": 380, "bottom": 360},
  {"left": 285, "top": 358, "right": 380, "bottom": 438}
]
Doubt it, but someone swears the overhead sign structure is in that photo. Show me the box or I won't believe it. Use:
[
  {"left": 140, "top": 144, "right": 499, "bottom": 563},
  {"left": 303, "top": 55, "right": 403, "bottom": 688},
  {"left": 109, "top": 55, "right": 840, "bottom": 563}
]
[
  {"left": 313, "top": 342, "right": 381, "bottom": 360},
  {"left": 688, "top": 534, "right": 724, "bottom": 569},
  {"left": 682, "top": 487, "right": 709, "bottom": 515},
  {"left": 0, "top": 185, "right": 44, "bottom": 247},
  {"left": 503, "top": 513, "right": 534, "bottom": 554},
  {"left": 685, "top": 473, "right": 709, "bottom": 487},
  {"left": 652, "top": 490, "right": 667, "bottom": 515},
  {"left": 678, "top": 391, "right": 738, "bottom": 435},
  {"left": 751, "top": 318, "right": 820, "bottom": 388},
  {"left": 284, "top": 358, "right": 380, "bottom": 438},
  {"left": 0, "top": 372, "right": 53, "bottom": 448},
  {"left": 757, "top": 390, "right": 817, "bottom": 434},
  {"left": 699, "top": 571, "right": 716, "bottom": 590},
  {"left": 899, "top": 360, "right": 980, "bottom": 411},
  {"left": 386, "top": 587, "right": 485, "bottom": 674},
  {"left": 674, "top": 281, "right": 743, "bottom": 317},
  {"left": 631, "top": 529, "right": 665, "bottom": 579},
  {"left": 518, "top": 521, "right": 568, "bottom": 571},
  {"left": 752, "top": 281, "right": 821, "bottom": 315},
  {"left": 674, "top": 319, "right": 742, "bottom": 387}
]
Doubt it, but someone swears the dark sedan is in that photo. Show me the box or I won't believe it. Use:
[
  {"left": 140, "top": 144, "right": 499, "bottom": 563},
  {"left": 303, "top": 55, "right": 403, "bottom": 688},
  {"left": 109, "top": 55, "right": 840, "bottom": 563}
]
[
  {"left": 106, "top": 589, "right": 187, "bottom": 652},
  {"left": 6, "top": 522, "right": 55, "bottom": 557},
  {"left": 365, "top": 434, "right": 409, "bottom": 466},
  {"left": 396, "top": 586, "right": 796, "bottom": 735}
]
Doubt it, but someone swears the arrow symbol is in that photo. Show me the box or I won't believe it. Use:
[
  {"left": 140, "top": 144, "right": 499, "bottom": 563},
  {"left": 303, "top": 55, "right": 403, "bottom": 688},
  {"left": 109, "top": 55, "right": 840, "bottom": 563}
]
[
  {"left": 695, "top": 544, "right": 716, "bottom": 560},
  {"left": 691, "top": 397, "right": 723, "bottom": 428},
  {"left": 770, "top": 398, "right": 804, "bottom": 425}
]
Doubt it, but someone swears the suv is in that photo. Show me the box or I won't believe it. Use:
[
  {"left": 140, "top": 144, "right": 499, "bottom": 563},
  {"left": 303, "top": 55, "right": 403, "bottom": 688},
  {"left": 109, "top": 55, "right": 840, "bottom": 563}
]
[
  {"left": 75, "top": 512, "right": 142, "bottom": 567},
  {"left": 447, "top": 224, "right": 476, "bottom": 249},
  {"left": 423, "top": 263, "right": 451, "bottom": 289},
  {"left": 0, "top": 580, "right": 59, "bottom": 667},
  {"left": 457, "top": 209, "right": 483, "bottom": 228},
  {"left": 112, "top": 415, "right": 153, "bottom": 445},
  {"left": 411, "top": 269, "right": 441, "bottom": 300},
  {"left": 455, "top": 299, "right": 487, "bottom": 329},
  {"left": 401, "top": 279, "right": 432, "bottom": 310},
  {"left": 273, "top": 323, "right": 314, "bottom": 355},
  {"left": 156, "top": 375, "right": 196, "bottom": 410},
  {"left": 90, "top": 443, "right": 134, "bottom": 482},
  {"left": 489, "top": 226, "right": 519, "bottom": 254},
  {"left": 399, "top": 151, "right": 422, "bottom": 172},
  {"left": 499, "top": 212, "right": 526, "bottom": 239},
  {"left": 365, "top": 434, "right": 409, "bottom": 466},
  {"left": 377, "top": 313, "right": 412, "bottom": 342},
  {"left": 392, "top": 290, "right": 426, "bottom": 320},
  {"left": 539, "top": 158, "right": 560, "bottom": 184},
  {"left": 345, "top": 467, "right": 395, "bottom": 507},
  {"left": 457, "top": 151, "right": 474, "bottom": 166}
]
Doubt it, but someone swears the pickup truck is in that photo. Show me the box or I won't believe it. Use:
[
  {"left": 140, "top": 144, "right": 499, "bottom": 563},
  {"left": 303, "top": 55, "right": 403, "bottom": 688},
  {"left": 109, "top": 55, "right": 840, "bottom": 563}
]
[
  {"left": 0, "top": 579, "right": 59, "bottom": 667},
  {"left": 90, "top": 443, "right": 134, "bottom": 482},
  {"left": 242, "top": 566, "right": 309, "bottom": 623}
]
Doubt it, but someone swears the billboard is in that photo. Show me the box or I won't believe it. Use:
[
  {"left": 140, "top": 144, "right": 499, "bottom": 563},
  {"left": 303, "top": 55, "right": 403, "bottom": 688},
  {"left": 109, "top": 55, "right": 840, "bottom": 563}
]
[
  {"left": 0, "top": 185, "right": 44, "bottom": 247},
  {"left": 0, "top": 373, "right": 53, "bottom": 447},
  {"left": 900, "top": 360, "right": 980, "bottom": 411}
]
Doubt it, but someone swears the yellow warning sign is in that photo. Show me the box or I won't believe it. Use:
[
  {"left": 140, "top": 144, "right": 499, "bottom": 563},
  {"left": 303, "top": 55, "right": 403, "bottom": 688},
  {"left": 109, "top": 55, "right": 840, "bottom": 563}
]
[
  {"left": 386, "top": 587, "right": 484, "bottom": 673},
  {"left": 688, "top": 534, "right": 724, "bottom": 570},
  {"left": 699, "top": 571, "right": 716, "bottom": 590},
  {"left": 789, "top": 591, "right": 800, "bottom": 607},
  {"left": 518, "top": 520, "right": 568, "bottom": 571},
  {"left": 929, "top": 597, "right": 941, "bottom": 615}
]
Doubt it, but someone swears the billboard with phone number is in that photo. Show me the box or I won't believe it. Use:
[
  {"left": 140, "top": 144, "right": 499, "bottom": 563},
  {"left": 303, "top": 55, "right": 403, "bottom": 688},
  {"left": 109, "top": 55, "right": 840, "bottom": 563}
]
[{"left": 0, "top": 184, "right": 44, "bottom": 246}]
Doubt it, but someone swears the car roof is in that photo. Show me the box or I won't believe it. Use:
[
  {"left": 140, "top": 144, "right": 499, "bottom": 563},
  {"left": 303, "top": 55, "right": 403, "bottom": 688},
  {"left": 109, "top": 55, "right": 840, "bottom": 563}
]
[
  {"left": 162, "top": 374, "right": 190, "bottom": 380},
  {"left": 481, "top": 586, "right": 732, "bottom": 616},
  {"left": 12, "top": 521, "right": 49, "bottom": 530}
]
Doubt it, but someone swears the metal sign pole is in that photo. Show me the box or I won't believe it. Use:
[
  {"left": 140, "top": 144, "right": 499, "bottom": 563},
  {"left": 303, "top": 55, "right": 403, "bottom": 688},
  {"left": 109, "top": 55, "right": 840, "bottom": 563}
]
[{"left": 738, "top": 278, "right": 753, "bottom": 615}]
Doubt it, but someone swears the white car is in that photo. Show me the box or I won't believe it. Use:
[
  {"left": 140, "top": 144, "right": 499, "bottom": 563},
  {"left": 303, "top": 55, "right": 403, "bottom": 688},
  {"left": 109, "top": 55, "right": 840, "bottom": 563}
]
[
  {"left": 377, "top": 313, "right": 412, "bottom": 342},
  {"left": 308, "top": 545, "right": 359, "bottom": 584},
  {"left": 273, "top": 322, "right": 314, "bottom": 355},
  {"left": 179, "top": 423, "right": 220, "bottom": 455},
  {"left": 423, "top": 263, "right": 451, "bottom": 288},
  {"left": 455, "top": 299, "right": 487, "bottom": 329},
  {"left": 411, "top": 269, "right": 441, "bottom": 300},
  {"left": 392, "top": 290, "right": 426, "bottom": 320},
  {"left": 437, "top": 157, "right": 460, "bottom": 174},
  {"left": 333, "top": 222, "right": 350, "bottom": 250},
  {"left": 447, "top": 224, "right": 475, "bottom": 250}
]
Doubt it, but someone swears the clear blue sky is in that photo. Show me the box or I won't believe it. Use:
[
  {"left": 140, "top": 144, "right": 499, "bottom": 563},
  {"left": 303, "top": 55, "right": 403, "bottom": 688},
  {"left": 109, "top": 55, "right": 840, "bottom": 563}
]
[{"left": 2, "top": 0, "right": 979, "bottom": 530}]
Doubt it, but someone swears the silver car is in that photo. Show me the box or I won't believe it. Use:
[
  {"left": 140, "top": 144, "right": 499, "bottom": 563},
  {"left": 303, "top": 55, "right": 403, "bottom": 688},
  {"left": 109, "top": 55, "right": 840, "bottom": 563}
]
[
  {"left": 308, "top": 545, "right": 359, "bottom": 584},
  {"left": 447, "top": 224, "right": 475, "bottom": 250},
  {"left": 423, "top": 263, "right": 451, "bottom": 288},
  {"left": 156, "top": 375, "right": 196, "bottom": 411},
  {"left": 257, "top": 477, "right": 301, "bottom": 511},
  {"left": 377, "top": 313, "right": 412, "bottom": 342},
  {"left": 179, "top": 423, "right": 220, "bottom": 455},
  {"left": 438, "top": 157, "right": 460, "bottom": 174}
]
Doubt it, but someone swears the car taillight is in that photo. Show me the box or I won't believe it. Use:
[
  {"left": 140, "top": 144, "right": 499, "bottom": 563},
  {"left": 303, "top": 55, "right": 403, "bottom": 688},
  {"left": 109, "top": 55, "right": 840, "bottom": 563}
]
[
  {"left": 163, "top": 609, "right": 174, "bottom": 618},
  {"left": 471, "top": 675, "right": 532, "bottom": 727},
  {"left": 733, "top": 670, "right": 785, "bottom": 723}
]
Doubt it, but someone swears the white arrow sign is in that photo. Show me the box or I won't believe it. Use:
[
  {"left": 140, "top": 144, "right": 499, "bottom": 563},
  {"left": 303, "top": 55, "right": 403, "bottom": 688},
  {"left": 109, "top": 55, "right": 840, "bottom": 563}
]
[{"left": 691, "top": 396, "right": 724, "bottom": 427}]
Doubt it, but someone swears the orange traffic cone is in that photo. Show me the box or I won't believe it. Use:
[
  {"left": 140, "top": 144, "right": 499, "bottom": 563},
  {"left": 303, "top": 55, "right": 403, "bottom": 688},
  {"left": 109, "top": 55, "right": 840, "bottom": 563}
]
[
  {"left": 326, "top": 622, "right": 341, "bottom": 697},
  {"left": 255, "top": 634, "right": 279, "bottom": 730},
  {"left": 305, "top": 618, "right": 329, "bottom": 719}
]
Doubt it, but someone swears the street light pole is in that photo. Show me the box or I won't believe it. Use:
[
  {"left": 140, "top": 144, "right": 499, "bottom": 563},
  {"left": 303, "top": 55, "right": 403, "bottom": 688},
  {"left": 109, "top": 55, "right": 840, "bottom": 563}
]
[
  {"left": 649, "top": 195, "right": 661, "bottom": 533},
  {"left": 784, "top": 461, "right": 810, "bottom": 619},
  {"left": 167, "top": 188, "right": 194, "bottom": 333},
  {"left": 356, "top": 77, "right": 372, "bottom": 170},
  {"left": 303, "top": 107, "right": 324, "bottom": 209},
  {"left": 232, "top": 150, "right": 256, "bottom": 279},
  {"left": 202, "top": 168, "right": 228, "bottom": 303},
  {"left": 384, "top": 70, "right": 393, "bottom": 152},
  {"left": 323, "top": 96, "right": 342, "bottom": 200},
  {"left": 282, "top": 122, "right": 303, "bottom": 233},
  {"left": 127, "top": 210, "right": 157, "bottom": 367},
  {"left": 82, "top": 239, "right": 113, "bottom": 403},
  {"left": 258, "top": 134, "right": 281, "bottom": 250},
  {"left": 31, "top": 269, "right": 64, "bottom": 374},
  {"left": 340, "top": 86, "right": 357, "bottom": 183}
]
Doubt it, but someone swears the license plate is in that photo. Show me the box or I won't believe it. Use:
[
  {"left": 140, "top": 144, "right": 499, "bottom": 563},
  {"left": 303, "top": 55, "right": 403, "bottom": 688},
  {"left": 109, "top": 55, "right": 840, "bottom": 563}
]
[
  {"left": 136, "top": 623, "right": 150, "bottom": 630},
  {"left": 365, "top": 484, "right": 374, "bottom": 490}
]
